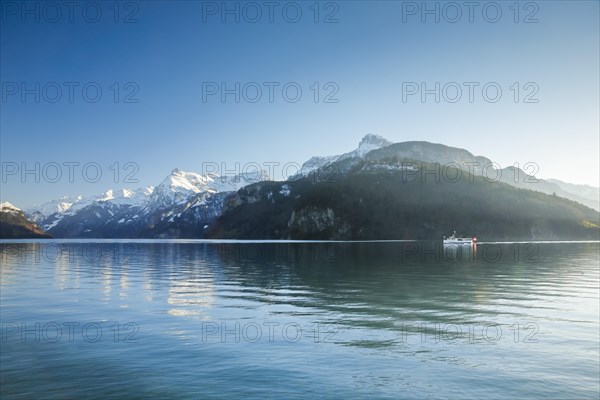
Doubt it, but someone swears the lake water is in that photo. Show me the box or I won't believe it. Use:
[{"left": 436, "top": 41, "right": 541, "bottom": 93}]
[{"left": 1, "top": 241, "right": 598, "bottom": 399}]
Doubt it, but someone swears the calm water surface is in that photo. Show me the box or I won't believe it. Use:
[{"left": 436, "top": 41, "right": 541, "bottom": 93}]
[{"left": 1, "top": 241, "right": 599, "bottom": 399}]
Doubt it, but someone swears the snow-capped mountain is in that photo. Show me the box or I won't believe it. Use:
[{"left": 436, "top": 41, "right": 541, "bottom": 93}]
[
  {"left": 27, "top": 187, "right": 154, "bottom": 232},
  {"left": 25, "top": 168, "right": 270, "bottom": 238},
  {"left": 147, "top": 168, "right": 267, "bottom": 209},
  {"left": 29, "top": 187, "right": 154, "bottom": 221},
  {"left": 149, "top": 169, "right": 214, "bottom": 208},
  {"left": 99, "top": 187, "right": 154, "bottom": 206},
  {"left": 28, "top": 195, "right": 88, "bottom": 223}
]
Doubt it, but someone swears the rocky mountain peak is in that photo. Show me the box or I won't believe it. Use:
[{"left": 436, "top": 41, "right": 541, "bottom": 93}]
[{"left": 359, "top": 134, "right": 393, "bottom": 148}]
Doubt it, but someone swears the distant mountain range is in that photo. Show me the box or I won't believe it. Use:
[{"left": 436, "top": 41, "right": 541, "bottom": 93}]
[
  {"left": 547, "top": 178, "right": 599, "bottom": 208},
  {"left": 1, "top": 134, "right": 598, "bottom": 240},
  {"left": 23, "top": 168, "right": 267, "bottom": 239}
]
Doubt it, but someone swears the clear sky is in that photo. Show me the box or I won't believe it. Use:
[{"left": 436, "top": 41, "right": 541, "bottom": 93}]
[{"left": 1, "top": 0, "right": 599, "bottom": 208}]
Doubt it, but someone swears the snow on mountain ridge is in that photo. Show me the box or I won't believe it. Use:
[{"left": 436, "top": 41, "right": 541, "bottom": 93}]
[
  {"left": 99, "top": 187, "right": 154, "bottom": 206},
  {"left": 297, "top": 133, "right": 393, "bottom": 176},
  {"left": 160, "top": 168, "right": 269, "bottom": 192},
  {"left": 149, "top": 169, "right": 212, "bottom": 208},
  {"left": 26, "top": 186, "right": 155, "bottom": 225},
  {"left": 26, "top": 166, "right": 271, "bottom": 229},
  {"left": 340, "top": 134, "right": 394, "bottom": 160},
  {"left": 207, "top": 169, "right": 270, "bottom": 192},
  {"left": 27, "top": 195, "right": 88, "bottom": 221},
  {"left": 149, "top": 168, "right": 270, "bottom": 208},
  {"left": 1, "top": 202, "right": 20, "bottom": 212},
  {"left": 160, "top": 169, "right": 211, "bottom": 192}
]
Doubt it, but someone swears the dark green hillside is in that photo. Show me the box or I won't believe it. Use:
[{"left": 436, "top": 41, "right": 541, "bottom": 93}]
[{"left": 208, "top": 160, "right": 600, "bottom": 241}]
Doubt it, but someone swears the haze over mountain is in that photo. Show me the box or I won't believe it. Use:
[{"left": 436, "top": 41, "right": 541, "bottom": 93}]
[
  {"left": 210, "top": 136, "right": 599, "bottom": 240},
  {"left": 547, "top": 179, "right": 600, "bottom": 206},
  {"left": 3, "top": 134, "right": 598, "bottom": 239},
  {"left": 211, "top": 159, "right": 599, "bottom": 241}
]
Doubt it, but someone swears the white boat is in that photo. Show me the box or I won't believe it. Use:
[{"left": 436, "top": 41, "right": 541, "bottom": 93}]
[{"left": 443, "top": 231, "right": 476, "bottom": 245}]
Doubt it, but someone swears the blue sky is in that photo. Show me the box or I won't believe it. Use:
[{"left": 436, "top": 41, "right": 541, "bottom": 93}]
[{"left": 1, "top": 0, "right": 599, "bottom": 208}]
